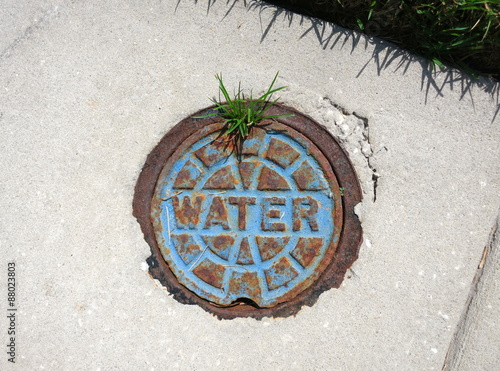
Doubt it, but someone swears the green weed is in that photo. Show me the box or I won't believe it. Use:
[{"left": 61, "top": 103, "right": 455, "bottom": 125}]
[{"left": 197, "top": 72, "right": 293, "bottom": 139}]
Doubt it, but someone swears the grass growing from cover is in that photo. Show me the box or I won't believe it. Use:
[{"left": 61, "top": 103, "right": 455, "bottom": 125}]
[
  {"left": 265, "top": 0, "right": 500, "bottom": 78},
  {"left": 197, "top": 72, "right": 293, "bottom": 142}
]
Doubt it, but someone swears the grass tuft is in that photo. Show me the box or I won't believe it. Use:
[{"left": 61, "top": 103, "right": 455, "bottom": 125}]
[{"left": 197, "top": 72, "right": 293, "bottom": 142}]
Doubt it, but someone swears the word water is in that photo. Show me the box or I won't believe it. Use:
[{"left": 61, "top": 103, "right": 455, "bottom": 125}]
[{"left": 152, "top": 125, "right": 343, "bottom": 307}]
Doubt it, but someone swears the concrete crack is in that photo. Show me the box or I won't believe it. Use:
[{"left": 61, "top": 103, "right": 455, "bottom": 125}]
[
  {"left": 354, "top": 111, "right": 380, "bottom": 202},
  {"left": 441, "top": 210, "right": 500, "bottom": 370},
  {"left": 319, "top": 97, "right": 379, "bottom": 202},
  {"left": 0, "top": 5, "right": 59, "bottom": 64}
]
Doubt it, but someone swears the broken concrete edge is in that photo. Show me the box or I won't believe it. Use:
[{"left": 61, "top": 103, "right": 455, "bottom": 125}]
[
  {"left": 132, "top": 103, "right": 363, "bottom": 320},
  {"left": 309, "top": 95, "right": 378, "bottom": 204},
  {"left": 441, "top": 210, "right": 500, "bottom": 370}
]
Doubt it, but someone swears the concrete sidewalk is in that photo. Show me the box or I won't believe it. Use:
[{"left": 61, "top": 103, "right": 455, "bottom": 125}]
[{"left": 1, "top": 0, "right": 498, "bottom": 369}]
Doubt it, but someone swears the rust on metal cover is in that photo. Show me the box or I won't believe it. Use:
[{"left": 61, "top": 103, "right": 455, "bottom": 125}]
[{"left": 133, "top": 103, "right": 363, "bottom": 319}]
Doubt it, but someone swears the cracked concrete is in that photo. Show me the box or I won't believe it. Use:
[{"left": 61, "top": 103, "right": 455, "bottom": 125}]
[
  {"left": 1, "top": 0, "right": 499, "bottom": 369},
  {"left": 0, "top": 2, "right": 62, "bottom": 61},
  {"left": 443, "top": 211, "right": 500, "bottom": 370},
  {"left": 317, "top": 96, "right": 379, "bottom": 202}
]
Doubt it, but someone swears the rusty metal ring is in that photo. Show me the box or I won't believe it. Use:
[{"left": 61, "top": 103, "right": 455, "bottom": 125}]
[{"left": 133, "top": 103, "right": 363, "bottom": 319}]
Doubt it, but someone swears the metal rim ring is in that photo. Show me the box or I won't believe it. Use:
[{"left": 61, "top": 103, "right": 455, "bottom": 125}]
[{"left": 133, "top": 103, "right": 363, "bottom": 319}]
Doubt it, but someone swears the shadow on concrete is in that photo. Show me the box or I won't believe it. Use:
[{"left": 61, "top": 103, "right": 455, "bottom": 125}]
[
  {"left": 176, "top": 0, "right": 245, "bottom": 20},
  {"left": 179, "top": 0, "right": 499, "bottom": 122},
  {"left": 250, "top": 1, "right": 500, "bottom": 122}
]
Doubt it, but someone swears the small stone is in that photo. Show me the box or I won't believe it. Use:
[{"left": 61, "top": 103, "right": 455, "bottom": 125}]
[
  {"left": 340, "top": 124, "right": 350, "bottom": 135},
  {"left": 361, "top": 143, "right": 372, "bottom": 157},
  {"left": 323, "top": 109, "right": 335, "bottom": 124},
  {"left": 334, "top": 113, "right": 345, "bottom": 125}
]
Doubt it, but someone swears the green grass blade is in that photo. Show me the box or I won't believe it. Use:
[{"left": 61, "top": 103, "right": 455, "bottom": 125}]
[
  {"left": 215, "top": 73, "right": 232, "bottom": 104},
  {"left": 203, "top": 71, "right": 294, "bottom": 146}
]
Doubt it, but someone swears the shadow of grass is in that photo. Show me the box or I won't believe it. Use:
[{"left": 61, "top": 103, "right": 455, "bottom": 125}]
[
  {"left": 250, "top": 1, "right": 499, "bottom": 121},
  {"left": 176, "top": 0, "right": 246, "bottom": 19},
  {"left": 177, "top": 0, "right": 499, "bottom": 122}
]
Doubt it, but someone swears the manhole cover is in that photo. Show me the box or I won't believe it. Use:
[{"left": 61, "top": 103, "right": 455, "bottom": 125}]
[{"left": 134, "top": 104, "right": 362, "bottom": 319}]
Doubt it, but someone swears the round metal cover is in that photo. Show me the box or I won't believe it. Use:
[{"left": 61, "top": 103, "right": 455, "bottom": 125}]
[{"left": 134, "top": 104, "right": 362, "bottom": 319}]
